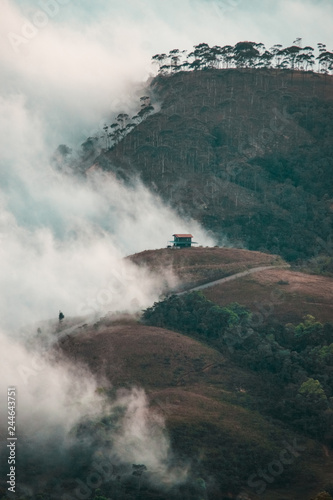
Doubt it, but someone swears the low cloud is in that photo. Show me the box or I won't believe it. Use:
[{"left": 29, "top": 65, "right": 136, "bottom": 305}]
[
  {"left": 0, "top": 333, "right": 188, "bottom": 496},
  {"left": 1, "top": 2, "right": 216, "bottom": 331},
  {"left": 0, "top": 153, "right": 214, "bottom": 331},
  {"left": 0, "top": 5, "right": 211, "bottom": 491}
]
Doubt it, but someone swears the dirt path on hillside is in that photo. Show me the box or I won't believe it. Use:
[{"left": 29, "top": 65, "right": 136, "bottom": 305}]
[
  {"left": 55, "top": 266, "right": 290, "bottom": 341},
  {"left": 176, "top": 265, "right": 290, "bottom": 295},
  {"left": 56, "top": 320, "right": 89, "bottom": 341}
]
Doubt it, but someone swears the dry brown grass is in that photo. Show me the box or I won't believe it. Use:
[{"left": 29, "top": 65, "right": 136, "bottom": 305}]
[
  {"left": 57, "top": 312, "right": 333, "bottom": 500},
  {"left": 56, "top": 246, "right": 333, "bottom": 499},
  {"left": 58, "top": 318, "right": 281, "bottom": 448},
  {"left": 127, "top": 246, "right": 333, "bottom": 323},
  {"left": 58, "top": 321, "right": 223, "bottom": 388},
  {"left": 128, "top": 247, "right": 284, "bottom": 290},
  {"left": 203, "top": 268, "right": 333, "bottom": 324}
]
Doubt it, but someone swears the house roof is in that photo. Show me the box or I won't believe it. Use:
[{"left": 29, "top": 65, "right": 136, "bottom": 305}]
[{"left": 173, "top": 234, "right": 193, "bottom": 238}]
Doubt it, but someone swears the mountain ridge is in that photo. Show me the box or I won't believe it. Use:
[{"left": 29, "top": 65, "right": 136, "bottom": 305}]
[{"left": 96, "top": 68, "right": 333, "bottom": 262}]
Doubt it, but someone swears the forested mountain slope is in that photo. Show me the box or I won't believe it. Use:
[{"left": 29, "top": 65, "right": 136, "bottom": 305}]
[{"left": 97, "top": 68, "right": 333, "bottom": 261}]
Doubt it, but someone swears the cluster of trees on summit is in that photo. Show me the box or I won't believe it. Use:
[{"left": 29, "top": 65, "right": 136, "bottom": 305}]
[
  {"left": 54, "top": 38, "right": 332, "bottom": 167},
  {"left": 96, "top": 39, "right": 332, "bottom": 154},
  {"left": 152, "top": 39, "right": 333, "bottom": 74}
]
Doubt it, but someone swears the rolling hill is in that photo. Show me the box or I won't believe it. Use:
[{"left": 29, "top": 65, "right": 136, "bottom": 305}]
[
  {"left": 57, "top": 315, "right": 333, "bottom": 500},
  {"left": 51, "top": 247, "right": 333, "bottom": 500},
  {"left": 128, "top": 246, "right": 333, "bottom": 323},
  {"left": 127, "top": 246, "right": 285, "bottom": 291}
]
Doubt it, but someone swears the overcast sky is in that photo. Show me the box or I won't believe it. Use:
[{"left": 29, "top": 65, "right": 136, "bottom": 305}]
[{"left": 1, "top": 0, "right": 332, "bottom": 147}]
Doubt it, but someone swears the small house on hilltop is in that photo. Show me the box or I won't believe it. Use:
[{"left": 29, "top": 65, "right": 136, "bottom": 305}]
[{"left": 170, "top": 234, "right": 197, "bottom": 248}]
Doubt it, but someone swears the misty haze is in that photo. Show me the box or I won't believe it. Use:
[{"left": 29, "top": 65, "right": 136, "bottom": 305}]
[{"left": 1, "top": 1, "right": 333, "bottom": 499}]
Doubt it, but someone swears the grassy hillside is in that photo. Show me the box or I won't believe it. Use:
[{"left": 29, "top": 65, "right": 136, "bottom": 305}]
[
  {"left": 203, "top": 267, "right": 333, "bottom": 324},
  {"left": 50, "top": 247, "right": 333, "bottom": 499},
  {"left": 10, "top": 251, "right": 332, "bottom": 499},
  {"left": 97, "top": 68, "right": 333, "bottom": 261},
  {"left": 128, "top": 246, "right": 285, "bottom": 291},
  {"left": 57, "top": 315, "right": 333, "bottom": 500},
  {"left": 128, "top": 246, "right": 332, "bottom": 324}
]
